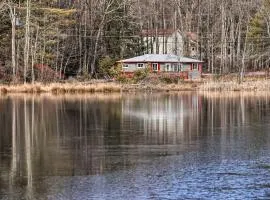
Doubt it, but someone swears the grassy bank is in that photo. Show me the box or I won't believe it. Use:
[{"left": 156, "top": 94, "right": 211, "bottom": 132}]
[
  {"left": 200, "top": 80, "right": 270, "bottom": 91},
  {"left": 0, "top": 79, "right": 270, "bottom": 94},
  {"left": 0, "top": 82, "right": 121, "bottom": 94},
  {"left": 0, "top": 81, "right": 199, "bottom": 94}
]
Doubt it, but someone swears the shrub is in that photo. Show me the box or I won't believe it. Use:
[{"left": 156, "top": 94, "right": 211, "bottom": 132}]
[
  {"left": 116, "top": 74, "right": 129, "bottom": 83},
  {"left": 0, "top": 63, "right": 15, "bottom": 83},
  {"left": 133, "top": 68, "right": 150, "bottom": 83},
  {"left": 98, "top": 56, "right": 121, "bottom": 79},
  {"left": 109, "top": 63, "right": 122, "bottom": 78},
  {"left": 213, "top": 74, "right": 222, "bottom": 81},
  {"left": 160, "top": 75, "right": 180, "bottom": 84},
  {"left": 26, "top": 65, "right": 62, "bottom": 83}
]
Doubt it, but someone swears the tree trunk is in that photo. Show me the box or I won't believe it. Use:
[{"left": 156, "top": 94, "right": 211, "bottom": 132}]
[{"left": 24, "top": 0, "right": 31, "bottom": 83}]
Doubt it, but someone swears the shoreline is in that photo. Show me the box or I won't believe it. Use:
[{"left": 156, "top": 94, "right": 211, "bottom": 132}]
[{"left": 0, "top": 80, "right": 270, "bottom": 94}]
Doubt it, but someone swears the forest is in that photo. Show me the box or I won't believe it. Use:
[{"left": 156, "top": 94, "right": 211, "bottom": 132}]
[{"left": 0, "top": 0, "right": 270, "bottom": 83}]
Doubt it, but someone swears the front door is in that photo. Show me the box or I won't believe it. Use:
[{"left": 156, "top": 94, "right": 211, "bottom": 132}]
[{"left": 152, "top": 63, "right": 158, "bottom": 72}]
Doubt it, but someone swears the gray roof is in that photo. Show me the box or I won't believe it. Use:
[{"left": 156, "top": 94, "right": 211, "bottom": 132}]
[{"left": 118, "top": 54, "right": 203, "bottom": 63}]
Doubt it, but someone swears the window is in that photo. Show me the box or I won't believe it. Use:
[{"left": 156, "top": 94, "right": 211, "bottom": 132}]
[
  {"left": 181, "top": 64, "right": 188, "bottom": 71},
  {"left": 123, "top": 64, "right": 129, "bottom": 68},
  {"left": 192, "top": 63, "right": 198, "bottom": 71},
  {"left": 173, "top": 64, "right": 178, "bottom": 72},
  {"left": 152, "top": 63, "right": 158, "bottom": 71},
  {"left": 137, "top": 63, "right": 144, "bottom": 68},
  {"left": 178, "top": 64, "right": 181, "bottom": 72},
  {"left": 166, "top": 64, "right": 170, "bottom": 72}
]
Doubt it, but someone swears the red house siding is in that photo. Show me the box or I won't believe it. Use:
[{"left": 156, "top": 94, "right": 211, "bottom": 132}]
[
  {"left": 121, "top": 61, "right": 203, "bottom": 79},
  {"left": 198, "top": 64, "right": 202, "bottom": 73}
]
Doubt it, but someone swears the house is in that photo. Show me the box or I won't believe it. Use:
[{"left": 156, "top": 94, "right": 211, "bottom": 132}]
[
  {"left": 141, "top": 29, "right": 199, "bottom": 58},
  {"left": 142, "top": 29, "right": 184, "bottom": 56},
  {"left": 117, "top": 54, "right": 203, "bottom": 79}
]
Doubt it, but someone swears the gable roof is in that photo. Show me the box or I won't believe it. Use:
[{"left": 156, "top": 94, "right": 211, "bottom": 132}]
[
  {"left": 186, "top": 32, "right": 198, "bottom": 41},
  {"left": 141, "top": 29, "right": 198, "bottom": 41},
  {"left": 118, "top": 54, "right": 203, "bottom": 63}
]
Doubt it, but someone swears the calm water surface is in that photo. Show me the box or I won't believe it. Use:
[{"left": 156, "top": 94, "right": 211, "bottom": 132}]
[{"left": 0, "top": 92, "right": 270, "bottom": 200}]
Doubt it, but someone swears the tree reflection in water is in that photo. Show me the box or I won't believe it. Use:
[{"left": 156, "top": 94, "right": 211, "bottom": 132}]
[{"left": 0, "top": 92, "right": 269, "bottom": 199}]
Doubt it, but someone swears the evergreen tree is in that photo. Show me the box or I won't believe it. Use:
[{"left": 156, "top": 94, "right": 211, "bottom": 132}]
[{"left": 248, "top": 0, "right": 270, "bottom": 67}]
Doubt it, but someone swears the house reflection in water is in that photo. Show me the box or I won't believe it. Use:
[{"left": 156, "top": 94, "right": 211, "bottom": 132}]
[{"left": 121, "top": 93, "right": 203, "bottom": 144}]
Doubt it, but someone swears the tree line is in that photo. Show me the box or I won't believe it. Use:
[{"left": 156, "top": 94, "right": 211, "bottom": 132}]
[{"left": 0, "top": 0, "right": 269, "bottom": 82}]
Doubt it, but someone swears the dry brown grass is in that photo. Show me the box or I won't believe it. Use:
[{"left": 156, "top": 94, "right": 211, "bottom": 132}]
[
  {"left": 0, "top": 84, "right": 45, "bottom": 94},
  {"left": 200, "top": 80, "right": 270, "bottom": 91},
  {"left": 0, "top": 82, "right": 122, "bottom": 94},
  {"left": 48, "top": 82, "right": 121, "bottom": 94},
  {"left": 121, "top": 82, "right": 198, "bottom": 92},
  {"left": 1, "top": 79, "right": 270, "bottom": 95},
  {"left": 0, "top": 81, "right": 198, "bottom": 95}
]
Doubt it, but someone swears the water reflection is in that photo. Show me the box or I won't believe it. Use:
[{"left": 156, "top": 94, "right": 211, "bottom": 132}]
[
  {"left": 0, "top": 92, "right": 270, "bottom": 199},
  {"left": 122, "top": 93, "right": 202, "bottom": 144}
]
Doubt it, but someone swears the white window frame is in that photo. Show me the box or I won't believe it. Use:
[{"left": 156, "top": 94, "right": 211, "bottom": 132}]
[
  {"left": 123, "top": 64, "right": 129, "bottom": 68},
  {"left": 152, "top": 63, "right": 158, "bottom": 71},
  {"left": 166, "top": 64, "right": 170, "bottom": 72},
  {"left": 173, "top": 64, "right": 178, "bottom": 72},
  {"left": 178, "top": 64, "right": 181, "bottom": 72},
  {"left": 170, "top": 65, "right": 174, "bottom": 72},
  {"left": 137, "top": 63, "right": 144, "bottom": 68}
]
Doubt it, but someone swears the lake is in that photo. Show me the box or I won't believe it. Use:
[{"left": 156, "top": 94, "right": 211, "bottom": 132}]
[{"left": 0, "top": 92, "right": 270, "bottom": 200}]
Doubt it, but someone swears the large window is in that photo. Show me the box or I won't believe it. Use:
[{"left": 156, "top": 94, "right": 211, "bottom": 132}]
[
  {"left": 123, "top": 64, "right": 129, "bottom": 68},
  {"left": 137, "top": 63, "right": 144, "bottom": 68}
]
